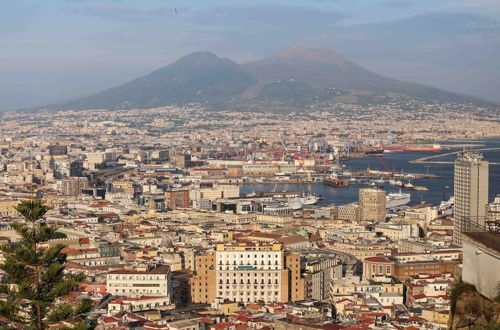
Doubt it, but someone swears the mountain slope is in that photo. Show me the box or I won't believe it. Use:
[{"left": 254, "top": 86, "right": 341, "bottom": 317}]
[
  {"left": 51, "top": 52, "right": 257, "bottom": 110},
  {"left": 242, "top": 45, "right": 480, "bottom": 103},
  {"left": 42, "top": 45, "right": 495, "bottom": 111}
]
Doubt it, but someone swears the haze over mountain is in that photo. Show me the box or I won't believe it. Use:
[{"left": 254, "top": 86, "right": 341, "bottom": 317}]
[
  {"left": 45, "top": 45, "right": 494, "bottom": 111},
  {"left": 54, "top": 52, "right": 256, "bottom": 110}
]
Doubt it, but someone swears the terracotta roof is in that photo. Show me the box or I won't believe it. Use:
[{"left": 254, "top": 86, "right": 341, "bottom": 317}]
[
  {"left": 364, "top": 256, "right": 392, "bottom": 263},
  {"left": 102, "top": 317, "right": 119, "bottom": 323},
  {"left": 211, "top": 322, "right": 235, "bottom": 329},
  {"left": 278, "top": 235, "right": 308, "bottom": 244}
]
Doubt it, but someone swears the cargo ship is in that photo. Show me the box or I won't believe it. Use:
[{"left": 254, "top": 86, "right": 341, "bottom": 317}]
[
  {"left": 323, "top": 174, "right": 348, "bottom": 187},
  {"left": 365, "top": 149, "right": 384, "bottom": 156},
  {"left": 376, "top": 143, "right": 443, "bottom": 152},
  {"left": 404, "top": 143, "right": 442, "bottom": 151}
]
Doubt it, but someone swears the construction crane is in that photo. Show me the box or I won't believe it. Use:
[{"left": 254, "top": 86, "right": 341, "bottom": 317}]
[
  {"left": 279, "top": 135, "right": 289, "bottom": 161},
  {"left": 377, "top": 156, "right": 394, "bottom": 177}
]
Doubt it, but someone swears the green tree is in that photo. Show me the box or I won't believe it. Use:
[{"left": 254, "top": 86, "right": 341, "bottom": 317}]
[
  {"left": 47, "top": 298, "right": 94, "bottom": 323},
  {"left": 0, "top": 199, "right": 85, "bottom": 329}
]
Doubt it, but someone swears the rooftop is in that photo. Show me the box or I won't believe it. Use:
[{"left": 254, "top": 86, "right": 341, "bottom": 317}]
[{"left": 463, "top": 232, "right": 500, "bottom": 253}]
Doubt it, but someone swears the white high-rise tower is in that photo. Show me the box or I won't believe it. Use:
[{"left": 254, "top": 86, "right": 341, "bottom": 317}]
[{"left": 453, "top": 151, "right": 489, "bottom": 245}]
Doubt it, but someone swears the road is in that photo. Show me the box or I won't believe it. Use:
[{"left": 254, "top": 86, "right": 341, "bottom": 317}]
[{"left": 301, "top": 248, "right": 361, "bottom": 276}]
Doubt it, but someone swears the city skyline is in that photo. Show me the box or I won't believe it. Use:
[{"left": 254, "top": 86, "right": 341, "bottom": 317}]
[{"left": 0, "top": 1, "right": 499, "bottom": 329}]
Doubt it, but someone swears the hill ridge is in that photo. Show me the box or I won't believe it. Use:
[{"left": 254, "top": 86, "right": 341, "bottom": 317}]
[{"left": 40, "top": 45, "right": 496, "bottom": 111}]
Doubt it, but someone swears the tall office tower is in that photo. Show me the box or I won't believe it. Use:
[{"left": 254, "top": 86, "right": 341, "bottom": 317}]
[
  {"left": 453, "top": 151, "right": 489, "bottom": 245},
  {"left": 359, "top": 187, "right": 387, "bottom": 222}
]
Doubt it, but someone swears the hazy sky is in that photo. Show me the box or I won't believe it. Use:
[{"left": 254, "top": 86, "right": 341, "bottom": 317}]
[{"left": 1, "top": 0, "right": 500, "bottom": 109}]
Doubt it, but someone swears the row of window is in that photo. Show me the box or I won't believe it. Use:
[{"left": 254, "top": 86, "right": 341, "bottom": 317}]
[
  {"left": 219, "top": 285, "right": 279, "bottom": 290},
  {"left": 108, "top": 283, "right": 162, "bottom": 287},
  {"left": 219, "top": 272, "right": 280, "bottom": 277},
  {"left": 218, "top": 254, "right": 280, "bottom": 258},
  {"left": 371, "top": 265, "right": 392, "bottom": 273},
  {"left": 108, "top": 275, "right": 165, "bottom": 280},
  {"left": 218, "top": 260, "right": 279, "bottom": 265},
  {"left": 219, "top": 279, "right": 279, "bottom": 284},
  {"left": 111, "top": 289, "right": 166, "bottom": 294},
  {"left": 218, "top": 266, "right": 281, "bottom": 270},
  {"left": 218, "top": 291, "right": 279, "bottom": 296}
]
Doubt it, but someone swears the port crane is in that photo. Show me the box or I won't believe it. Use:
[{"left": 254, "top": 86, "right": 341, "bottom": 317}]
[{"left": 377, "top": 156, "right": 395, "bottom": 177}]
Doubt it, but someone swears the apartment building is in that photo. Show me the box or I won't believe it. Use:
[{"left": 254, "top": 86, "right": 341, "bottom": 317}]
[
  {"left": 190, "top": 252, "right": 216, "bottom": 304},
  {"left": 62, "top": 177, "right": 90, "bottom": 197},
  {"left": 165, "top": 190, "right": 190, "bottom": 209},
  {"left": 303, "top": 256, "right": 342, "bottom": 301},
  {"left": 453, "top": 151, "right": 489, "bottom": 245},
  {"left": 337, "top": 203, "right": 360, "bottom": 221},
  {"left": 106, "top": 265, "right": 172, "bottom": 302},
  {"left": 359, "top": 188, "right": 386, "bottom": 222},
  {"left": 215, "top": 243, "right": 287, "bottom": 304},
  {"left": 363, "top": 255, "right": 460, "bottom": 281},
  {"left": 190, "top": 243, "right": 304, "bottom": 304},
  {"left": 373, "top": 222, "right": 419, "bottom": 241}
]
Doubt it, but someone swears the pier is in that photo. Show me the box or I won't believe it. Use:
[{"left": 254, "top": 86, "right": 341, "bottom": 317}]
[{"left": 411, "top": 148, "right": 500, "bottom": 165}]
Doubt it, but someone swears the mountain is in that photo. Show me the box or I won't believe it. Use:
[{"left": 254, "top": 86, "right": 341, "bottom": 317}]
[
  {"left": 242, "top": 45, "right": 481, "bottom": 104},
  {"left": 42, "top": 45, "right": 495, "bottom": 111},
  {"left": 51, "top": 52, "right": 257, "bottom": 110}
]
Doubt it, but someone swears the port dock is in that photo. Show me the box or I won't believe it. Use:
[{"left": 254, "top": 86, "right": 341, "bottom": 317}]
[{"left": 411, "top": 148, "right": 500, "bottom": 165}]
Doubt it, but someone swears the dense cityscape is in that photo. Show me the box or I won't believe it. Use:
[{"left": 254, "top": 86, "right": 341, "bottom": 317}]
[
  {"left": 2, "top": 0, "right": 500, "bottom": 328},
  {"left": 0, "top": 98, "right": 499, "bottom": 329}
]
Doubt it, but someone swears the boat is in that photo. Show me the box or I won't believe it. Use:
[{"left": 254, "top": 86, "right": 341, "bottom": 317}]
[
  {"left": 302, "top": 194, "right": 319, "bottom": 205},
  {"left": 439, "top": 196, "right": 454, "bottom": 216},
  {"left": 365, "top": 149, "right": 384, "bottom": 156},
  {"left": 349, "top": 177, "right": 357, "bottom": 183},
  {"left": 414, "top": 186, "right": 428, "bottom": 191},
  {"left": 246, "top": 190, "right": 257, "bottom": 197},
  {"left": 287, "top": 197, "right": 304, "bottom": 210},
  {"left": 386, "top": 190, "right": 411, "bottom": 209},
  {"left": 404, "top": 143, "right": 442, "bottom": 151},
  {"left": 404, "top": 180, "right": 414, "bottom": 189},
  {"left": 323, "top": 174, "right": 348, "bottom": 187},
  {"left": 388, "top": 179, "right": 396, "bottom": 185},
  {"left": 395, "top": 180, "right": 403, "bottom": 187}
]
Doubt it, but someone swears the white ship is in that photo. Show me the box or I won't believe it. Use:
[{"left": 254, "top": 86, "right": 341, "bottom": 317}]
[
  {"left": 386, "top": 191, "right": 411, "bottom": 209},
  {"left": 302, "top": 194, "right": 319, "bottom": 205},
  {"left": 439, "top": 196, "right": 454, "bottom": 216},
  {"left": 404, "top": 180, "right": 414, "bottom": 189},
  {"left": 287, "top": 197, "right": 304, "bottom": 210}
]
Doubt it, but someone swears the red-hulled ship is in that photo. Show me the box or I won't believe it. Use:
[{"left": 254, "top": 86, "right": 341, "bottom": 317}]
[
  {"left": 323, "top": 174, "right": 348, "bottom": 187},
  {"left": 404, "top": 143, "right": 442, "bottom": 151}
]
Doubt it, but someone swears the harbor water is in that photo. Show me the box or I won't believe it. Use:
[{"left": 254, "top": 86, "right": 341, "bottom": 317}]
[{"left": 241, "top": 139, "right": 500, "bottom": 207}]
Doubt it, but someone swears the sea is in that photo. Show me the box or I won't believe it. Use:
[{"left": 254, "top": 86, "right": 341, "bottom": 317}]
[{"left": 241, "top": 138, "right": 500, "bottom": 207}]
